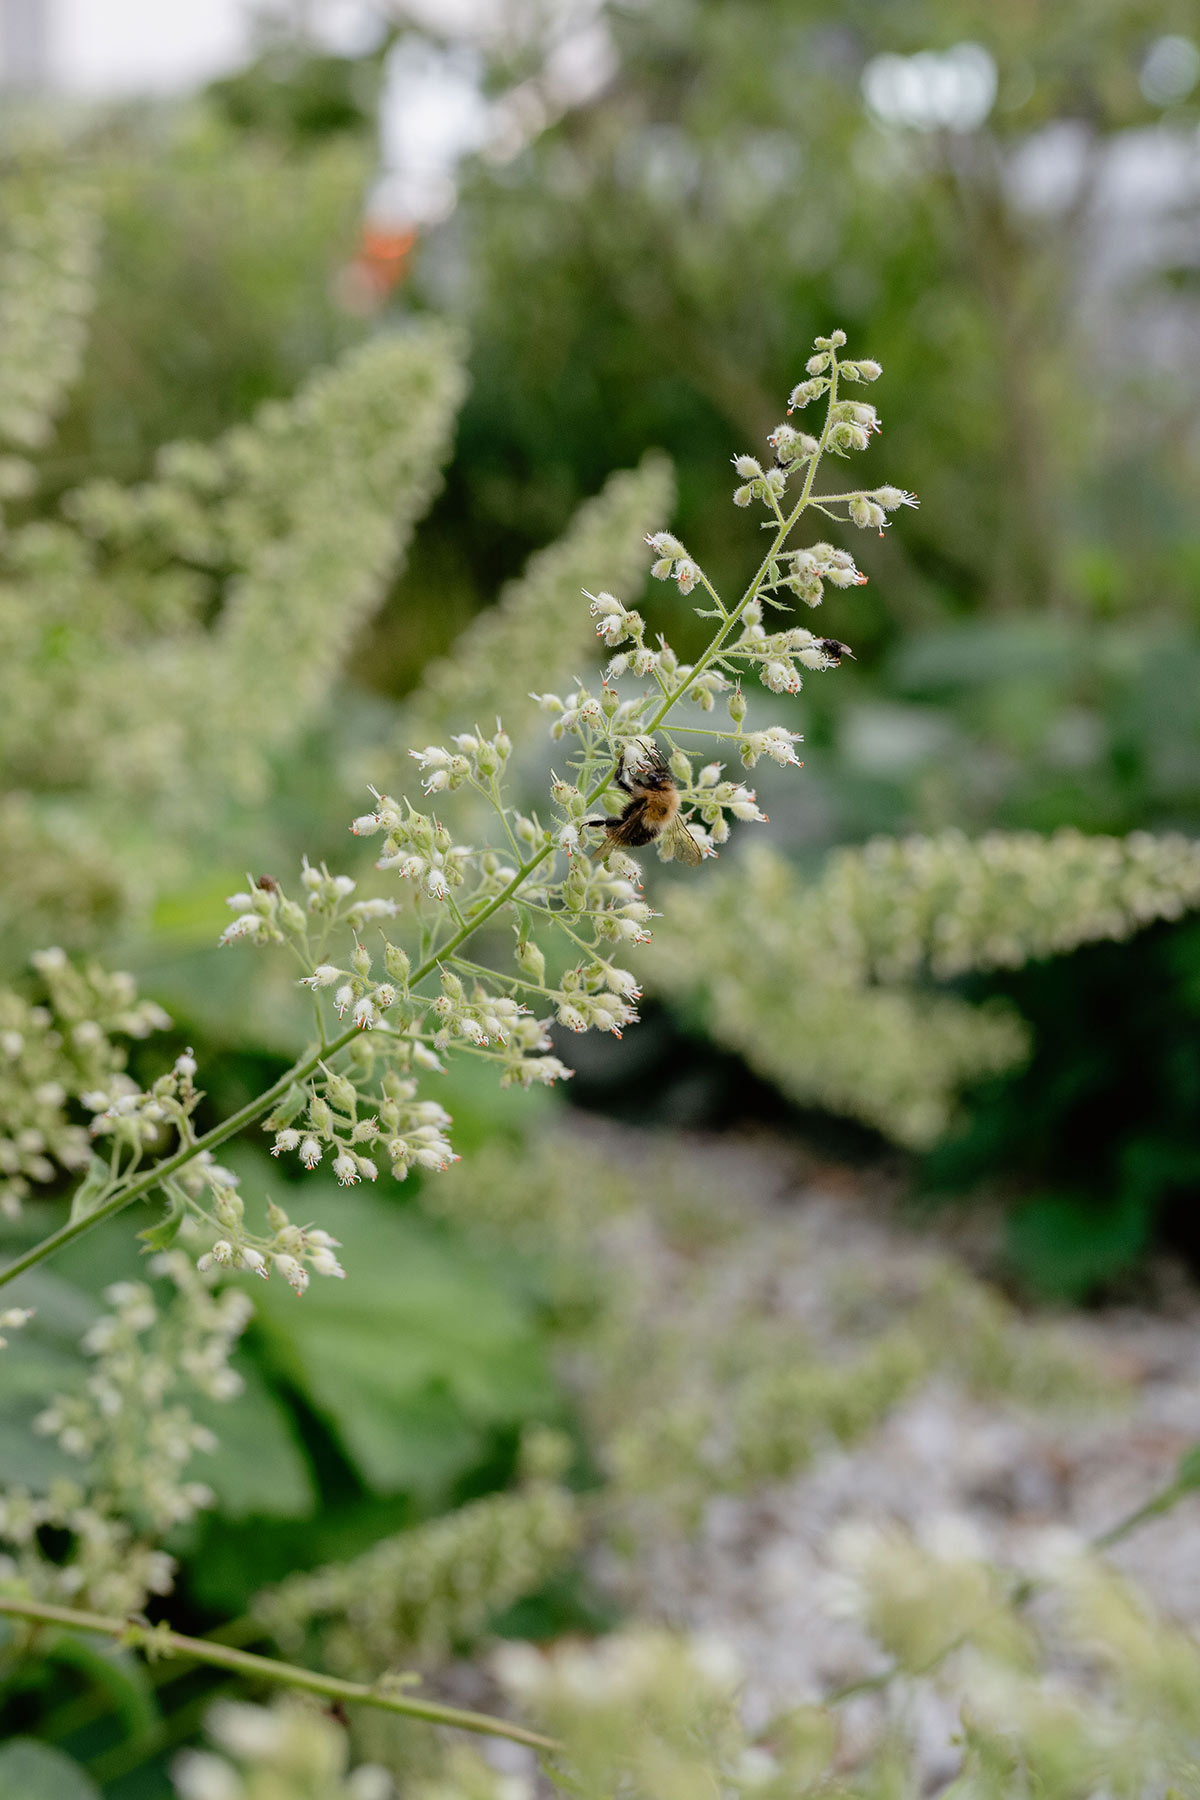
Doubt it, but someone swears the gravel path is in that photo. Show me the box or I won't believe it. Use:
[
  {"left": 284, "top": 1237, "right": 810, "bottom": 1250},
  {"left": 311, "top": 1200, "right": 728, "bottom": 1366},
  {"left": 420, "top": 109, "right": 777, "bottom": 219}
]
[{"left": 579, "top": 1130, "right": 1200, "bottom": 1722}]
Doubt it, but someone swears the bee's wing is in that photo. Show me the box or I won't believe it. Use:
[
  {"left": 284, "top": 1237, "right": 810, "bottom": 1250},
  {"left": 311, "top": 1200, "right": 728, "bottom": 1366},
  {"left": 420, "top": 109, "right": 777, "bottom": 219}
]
[{"left": 658, "top": 815, "right": 704, "bottom": 866}]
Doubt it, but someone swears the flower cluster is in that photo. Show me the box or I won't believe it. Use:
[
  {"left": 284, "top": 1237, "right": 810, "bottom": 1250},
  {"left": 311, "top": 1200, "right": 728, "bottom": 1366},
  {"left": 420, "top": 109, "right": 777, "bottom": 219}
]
[
  {"left": 0, "top": 948, "right": 171, "bottom": 1216},
  {"left": 1, "top": 1254, "right": 250, "bottom": 1613},
  {"left": 14, "top": 331, "right": 901, "bottom": 1301},
  {"left": 254, "top": 1432, "right": 580, "bottom": 1674},
  {"left": 491, "top": 1630, "right": 751, "bottom": 1800},
  {"left": 0, "top": 173, "right": 98, "bottom": 467},
  {"left": 192, "top": 1175, "right": 349, "bottom": 1295},
  {"left": 652, "top": 829, "right": 1200, "bottom": 1148},
  {"left": 267, "top": 1063, "right": 457, "bottom": 1197},
  {"left": 7, "top": 325, "right": 464, "bottom": 835},
  {"left": 173, "top": 1699, "right": 394, "bottom": 1800}
]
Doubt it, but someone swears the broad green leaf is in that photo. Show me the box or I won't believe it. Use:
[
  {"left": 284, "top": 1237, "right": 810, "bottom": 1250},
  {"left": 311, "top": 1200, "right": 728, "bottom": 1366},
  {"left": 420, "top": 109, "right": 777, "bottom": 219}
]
[
  {"left": 0, "top": 1740, "right": 101, "bottom": 1800},
  {"left": 252, "top": 1181, "right": 554, "bottom": 1494},
  {"left": 191, "top": 1351, "right": 315, "bottom": 1518},
  {"left": 1007, "top": 1190, "right": 1149, "bottom": 1300}
]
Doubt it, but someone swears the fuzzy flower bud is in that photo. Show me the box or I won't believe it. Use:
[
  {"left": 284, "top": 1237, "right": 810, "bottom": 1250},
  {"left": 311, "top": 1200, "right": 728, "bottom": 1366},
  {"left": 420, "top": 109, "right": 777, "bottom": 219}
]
[
  {"left": 309, "top": 1247, "right": 346, "bottom": 1278},
  {"left": 333, "top": 1152, "right": 359, "bottom": 1186},
  {"left": 849, "top": 496, "right": 887, "bottom": 530},
  {"left": 273, "top": 1255, "right": 309, "bottom": 1295},
  {"left": 787, "top": 378, "right": 825, "bottom": 411}
]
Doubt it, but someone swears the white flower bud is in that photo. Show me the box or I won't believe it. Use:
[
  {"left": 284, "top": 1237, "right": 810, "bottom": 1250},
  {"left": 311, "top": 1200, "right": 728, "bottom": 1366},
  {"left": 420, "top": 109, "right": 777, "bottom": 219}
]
[
  {"left": 299, "top": 1138, "right": 322, "bottom": 1169},
  {"left": 273, "top": 1255, "right": 309, "bottom": 1295},
  {"left": 218, "top": 915, "right": 262, "bottom": 946},
  {"left": 301, "top": 965, "right": 342, "bottom": 989},
  {"left": 309, "top": 1247, "right": 346, "bottom": 1278},
  {"left": 333, "top": 1151, "right": 359, "bottom": 1186}
]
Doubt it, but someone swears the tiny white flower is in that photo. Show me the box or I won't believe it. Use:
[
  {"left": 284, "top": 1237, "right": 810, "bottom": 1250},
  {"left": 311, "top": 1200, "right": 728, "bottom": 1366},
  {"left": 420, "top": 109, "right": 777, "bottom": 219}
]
[
  {"left": 309, "top": 1247, "right": 347, "bottom": 1278},
  {"left": 300, "top": 964, "right": 341, "bottom": 988},
  {"left": 272, "top": 1254, "right": 309, "bottom": 1294}
]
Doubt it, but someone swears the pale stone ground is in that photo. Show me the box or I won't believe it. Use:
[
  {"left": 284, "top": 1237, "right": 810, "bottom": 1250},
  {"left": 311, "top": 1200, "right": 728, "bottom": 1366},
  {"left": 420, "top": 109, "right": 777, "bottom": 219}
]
[{"left": 461, "top": 1125, "right": 1200, "bottom": 1776}]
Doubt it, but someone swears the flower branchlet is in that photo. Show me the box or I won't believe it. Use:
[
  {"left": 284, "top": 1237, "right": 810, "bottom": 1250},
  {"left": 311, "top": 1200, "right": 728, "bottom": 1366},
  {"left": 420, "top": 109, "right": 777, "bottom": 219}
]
[{"left": 1, "top": 331, "right": 913, "bottom": 1300}]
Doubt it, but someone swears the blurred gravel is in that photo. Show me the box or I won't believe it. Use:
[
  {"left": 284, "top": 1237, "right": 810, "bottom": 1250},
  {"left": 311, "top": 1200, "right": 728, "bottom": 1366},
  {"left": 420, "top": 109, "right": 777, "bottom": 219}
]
[{"left": 580, "top": 1129, "right": 1200, "bottom": 1722}]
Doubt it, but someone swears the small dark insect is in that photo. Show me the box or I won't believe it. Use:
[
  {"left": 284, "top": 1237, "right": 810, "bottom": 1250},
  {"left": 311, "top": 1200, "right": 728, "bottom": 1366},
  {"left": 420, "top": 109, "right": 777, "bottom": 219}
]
[
  {"left": 255, "top": 873, "right": 280, "bottom": 892},
  {"left": 582, "top": 738, "right": 704, "bottom": 867},
  {"left": 816, "top": 638, "right": 855, "bottom": 666}
]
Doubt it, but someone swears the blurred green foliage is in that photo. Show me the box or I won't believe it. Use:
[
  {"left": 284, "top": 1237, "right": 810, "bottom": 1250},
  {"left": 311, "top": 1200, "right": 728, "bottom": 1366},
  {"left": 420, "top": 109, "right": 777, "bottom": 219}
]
[{"left": 4, "top": 7, "right": 1200, "bottom": 1781}]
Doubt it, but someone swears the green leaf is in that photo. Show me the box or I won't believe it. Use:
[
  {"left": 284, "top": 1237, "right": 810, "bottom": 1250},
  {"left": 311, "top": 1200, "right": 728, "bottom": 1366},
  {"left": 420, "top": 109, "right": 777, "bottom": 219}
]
[
  {"left": 0, "top": 1269, "right": 101, "bottom": 1490},
  {"left": 1007, "top": 1190, "right": 1150, "bottom": 1300},
  {"left": 250, "top": 1179, "right": 554, "bottom": 1495},
  {"left": 1173, "top": 1443, "right": 1200, "bottom": 1493},
  {"left": 35, "top": 1637, "right": 159, "bottom": 1744},
  {"left": 191, "top": 1350, "right": 316, "bottom": 1519},
  {"left": 0, "top": 1740, "right": 101, "bottom": 1800},
  {"left": 137, "top": 1190, "right": 185, "bottom": 1252}
]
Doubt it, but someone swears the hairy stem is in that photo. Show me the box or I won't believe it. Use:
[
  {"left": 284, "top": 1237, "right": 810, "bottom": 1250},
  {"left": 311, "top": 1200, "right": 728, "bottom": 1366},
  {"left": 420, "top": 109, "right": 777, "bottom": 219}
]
[{"left": 0, "top": 1595, "right": 557, "bottom": 1752}]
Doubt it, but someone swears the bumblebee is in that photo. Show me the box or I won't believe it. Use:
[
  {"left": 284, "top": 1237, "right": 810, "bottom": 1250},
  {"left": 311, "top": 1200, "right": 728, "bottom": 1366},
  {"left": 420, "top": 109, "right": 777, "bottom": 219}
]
[
  {"left": 583, "top": 738, "right": 704, "bottom": 866},
  {"left": 816, "top": 638, "right": 855, "bottom": 666}
]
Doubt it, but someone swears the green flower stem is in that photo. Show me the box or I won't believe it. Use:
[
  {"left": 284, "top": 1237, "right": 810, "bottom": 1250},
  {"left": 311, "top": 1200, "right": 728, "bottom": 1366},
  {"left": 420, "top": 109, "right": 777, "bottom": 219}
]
[
  {"left": 0, "top": 1030, "right": 354, "bottom": 1291},
  {"left": 0, "top": 369, "right": 840, "bottom": 1296},
  {"left": 0, "top": 1594, "right": 558, "bottom": 1752}
]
